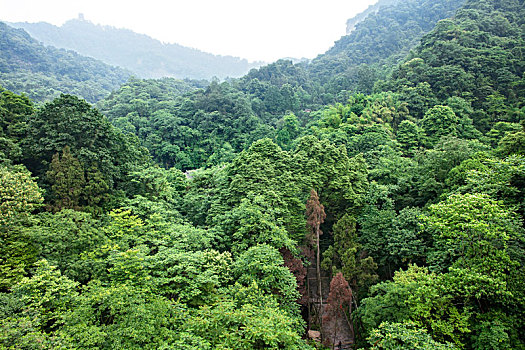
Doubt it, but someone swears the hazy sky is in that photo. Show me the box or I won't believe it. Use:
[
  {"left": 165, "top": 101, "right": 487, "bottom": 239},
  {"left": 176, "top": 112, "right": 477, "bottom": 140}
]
[{"left": 0, "top": 0, "right": 378, "bottom": 62}]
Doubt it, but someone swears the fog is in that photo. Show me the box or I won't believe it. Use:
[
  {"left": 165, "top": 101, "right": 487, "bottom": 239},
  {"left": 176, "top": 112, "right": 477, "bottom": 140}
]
[{"left": 0, "top": 0, "right": 378, "bottom": 62}]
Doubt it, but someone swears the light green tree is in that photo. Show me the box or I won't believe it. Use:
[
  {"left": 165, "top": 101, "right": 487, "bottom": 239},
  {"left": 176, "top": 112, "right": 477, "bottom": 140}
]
[{"left": 0, "top": 165, "right": 43, "bottom": 289}]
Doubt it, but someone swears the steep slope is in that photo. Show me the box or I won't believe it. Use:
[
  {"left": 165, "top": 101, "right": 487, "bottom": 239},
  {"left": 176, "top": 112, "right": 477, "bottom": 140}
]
[
  {"left": 10, "top": 18, "right": 262, "bottom": 80},
  {"left": 383, "top": 0, "right": 525, "bottom": 128},
  {"left": 233, "top": 0, "right": 467, "bottom": 114},
  {"left": 0, "top": 22, "right": 130, "bottom": 103},
  {"left": 345, "top": 0, "right": 401, "bottom": 34},
  {"left": 97, "top": 0, "right": 476, "bottom": 170},
  {"left": 308, "top": 0, "right": 466, "bottom": 94}
]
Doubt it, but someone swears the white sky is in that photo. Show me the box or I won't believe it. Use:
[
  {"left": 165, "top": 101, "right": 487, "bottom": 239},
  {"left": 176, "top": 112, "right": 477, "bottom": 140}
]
[{"left": 0, "top": 0, "right": 378, "bottom": 62}]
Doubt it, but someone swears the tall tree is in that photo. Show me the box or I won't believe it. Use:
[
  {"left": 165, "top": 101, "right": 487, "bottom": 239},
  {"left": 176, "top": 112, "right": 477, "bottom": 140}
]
[
  {"left": 306, "top": 189, "right": 326, "bottom": 326},
  {"left": 0, "top": 89, "right": 33, "bottom": 163},
  {"left": 322, "top": 213, "right": 378, "bottom": 298},
  {"left": 23, "top": 94, "right": 147, "bottom": 189},
  {"left": 421, "top": 105, "right": 458, "bottom": 146}
]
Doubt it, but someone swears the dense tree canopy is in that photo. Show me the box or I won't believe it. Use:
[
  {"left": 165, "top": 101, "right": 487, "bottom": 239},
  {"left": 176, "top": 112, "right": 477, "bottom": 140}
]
[{"left": 1, "top": 0, "right": 524, "bottom": 348}]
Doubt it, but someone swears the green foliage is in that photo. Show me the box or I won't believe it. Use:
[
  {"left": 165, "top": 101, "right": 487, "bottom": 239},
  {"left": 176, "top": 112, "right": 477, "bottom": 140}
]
[
  {"left": 322, "top": 214, "right": 358, "bottom": 277},
  {"left": 357, "top": 265, "right": 471, "bottom": 346},
  {"left": 0, "top": 165, "right": 42, "bottom": 225},
  {"left": 0, "top": 261, "right": 77, "bottom": 349},
  {"left": 60, "top": 281, "right": 179, "bottom": 350},
  {"left": 1, "top": 0, "right": 524, "bottom": 347},
  {"left": 32, "top": 210, "right": 104, "bottom": 283},
  {"left": 472, "top": 318, "right": 511, "bottom": 350},
  {"left": 23, "top": 94, "right": 148, "bottom": 195},
  {"left": 497, "top": 129, "right": 525, "bottom": 156},
  {"left": 46, "top": 146, "right": 86, "bottom": 211},
  {"left": 276, "top": 113, "right": 301, "bottom": 150},
  {"left": 367, "top": 322, "right": 456, "bottom": 349},
  {"left": 0, "top": 22, "right": 130, "bottom": 103},
  {"left": 103, "top": 209, "right": 145, "bottom": 250},
  {"left": 125, "top": 164, "right": 185, "bottom": 203},
  {"left": 412, "top": 136, "right": 489, "bottom": 204},
  {"left": 100, "top": 80, "right": 270, "bottom": 169},
  {"left": 386, "top": 0, "right": 525, "bottom": 130},
  {"left": 388, "top": 207, "right": 427, "bottom": 267},
  {"left": 309, "top": 0, "right": 466, "bottom": 97},
  {"left": 0, "top": 88, "right": 33, "bottom": 164},
  {"left": 13, "top": 260, "right": 78, "bottom": 328},
  {"left": 322, "top": 213, "right": 378, "bottom": 297},
  {"left": 485, "top": 122, "right": 522, "bottom": 147},
  {"left": 292, "top": 135, "right": 368, "bottom": 222},
  {"left": 182, "top": 283, "right": 312, "bottom": 350},
  {"left": 421, "top": 105, "right": 459, "bottom": 146},
  {"left": 149, "top": 249, "right": 232, "bottom": 306},
  {"left": 447, "top": 153, "right": 525, "bottom": 218},
  {"left": 358, "top": 186, "right": 428, "bottom": 281},
  {"left": 220, "top": 138, "right": 304, "bottom": 240},
  {"left": 445, "top": 97, "right": 482, "bottom": 140},
  {"left": 0, "top": 165, "right": 43, "bottom": 289},
  {"left": 423, "top": 193, "right": 523, "bottom": 296},
  {"left": 233, "top": 244, "right": 300, "bottom": 314},
  {"left": 397, "top": 119, "right": 422, "bottom": 155},
  {"left": 217, "top": 196, "right": 296, "bottom": 255},
  {"left": 419, "top": 193, "right": 525, "bottom": 348}
]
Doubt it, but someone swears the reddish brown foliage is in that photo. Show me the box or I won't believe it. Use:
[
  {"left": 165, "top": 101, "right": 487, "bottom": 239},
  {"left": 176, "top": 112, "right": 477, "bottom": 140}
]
[
  {"left": 323, "top": 272, "right": 354, "bottom": 346},
  {"left": 306, "top": 189, "right": 326, "bottom": 243},
  {"left": 281, "top": 248, "right": 308, "bottom": 304},
  {"left": 324, "top": 272, "right": 353, "bottom": 318}
]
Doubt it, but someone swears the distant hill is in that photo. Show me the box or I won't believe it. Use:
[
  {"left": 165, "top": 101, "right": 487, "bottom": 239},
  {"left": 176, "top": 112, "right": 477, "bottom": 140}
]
[
  {"left": 0, "top": 22, "right": 131, "bottom": 103},
  {"left": 10, "top": 17, "right": 263, "bottom": 80}
]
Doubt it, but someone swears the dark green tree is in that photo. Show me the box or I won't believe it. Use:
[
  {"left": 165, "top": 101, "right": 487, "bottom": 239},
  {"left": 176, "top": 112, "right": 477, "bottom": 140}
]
[
  {"left": 46, "top": 146, "right": 86, "bottom": 211},
  {"left": 23, "top": 94, "right": 147, "bottom": 190}
]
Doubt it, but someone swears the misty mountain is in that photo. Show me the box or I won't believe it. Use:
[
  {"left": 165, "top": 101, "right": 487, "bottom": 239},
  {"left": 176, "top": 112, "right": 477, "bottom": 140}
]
[
  {"left": 10, "top": 17, "right": 263, "bottom": 80},
  {"left": 236, "top": 0, "right": 467, "bottom": 106},
  {"left": 0, "top": 21, "right": 131, "bottom": 103}
]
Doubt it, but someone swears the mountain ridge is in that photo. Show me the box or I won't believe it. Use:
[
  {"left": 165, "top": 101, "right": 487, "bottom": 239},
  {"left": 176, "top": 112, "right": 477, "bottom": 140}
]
[
  {"left": 9, "top": 17, "right": 264, "bottom": 80},
  {"left": 0, "top": 21, "right": 131, "bottom": 103}
]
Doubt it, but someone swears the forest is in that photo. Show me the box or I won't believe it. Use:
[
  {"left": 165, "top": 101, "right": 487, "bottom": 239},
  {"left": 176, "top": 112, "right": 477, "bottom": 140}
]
[{"left": 0, "top": 0, "right": 524, "bottom": 349}]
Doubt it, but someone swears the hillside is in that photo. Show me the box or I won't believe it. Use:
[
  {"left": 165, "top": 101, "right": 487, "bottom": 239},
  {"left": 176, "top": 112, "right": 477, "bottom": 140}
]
[
  {"left": 228, "top": 0, "right": 468, "bottom": 120},
  {"left": 345, "top": 0, "right": 401, "bottom": 34},
  {"left": 97, "top": 0, "right": 476, "bottom": 170},
  {"left": 1, "top": 0, "right": 524, "bottom": 348},
  {"left": 308, "top": 0, "right": 466, "bottom": 94},
  {"left": 10, "top": 17, "right": 262, "bottom": 80},
  {"left": 0, "top": 22, "right": 131, "bottom": 103},
  {"left": 382, "top": 0, "right": 525, "bottom": 128}
]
